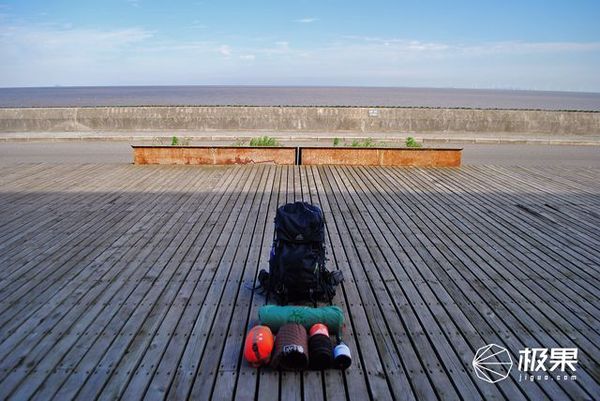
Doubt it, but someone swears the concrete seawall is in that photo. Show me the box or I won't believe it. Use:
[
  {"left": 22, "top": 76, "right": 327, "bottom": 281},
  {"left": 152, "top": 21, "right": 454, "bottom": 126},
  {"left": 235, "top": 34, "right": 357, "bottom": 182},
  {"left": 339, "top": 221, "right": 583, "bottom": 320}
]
[{"left": 1, "top": 106, "right": 599, "bottom": 135}]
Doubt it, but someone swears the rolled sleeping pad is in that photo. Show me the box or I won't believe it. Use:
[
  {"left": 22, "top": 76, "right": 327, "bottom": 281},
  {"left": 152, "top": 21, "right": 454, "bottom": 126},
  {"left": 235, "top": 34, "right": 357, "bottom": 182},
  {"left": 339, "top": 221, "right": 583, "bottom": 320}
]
[
  {"left": 270, "top": 323, "right": 309, "bottom": 370},
  {"left": 258, "top": 305, "right": 344, "bottom": 335},
  {"left": 308, "top": 324, "right": 333, "bottom": 370}
]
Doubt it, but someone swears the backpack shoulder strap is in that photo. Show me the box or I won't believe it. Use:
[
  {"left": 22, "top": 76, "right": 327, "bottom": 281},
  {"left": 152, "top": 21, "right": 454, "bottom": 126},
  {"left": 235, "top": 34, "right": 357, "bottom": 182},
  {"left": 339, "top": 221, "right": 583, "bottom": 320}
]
[
  {"left": 257, "top": 269, "right": 270, "bottom": 289},
  {"left": 319, "top": 268, "right": 344, "bottom": 302}
]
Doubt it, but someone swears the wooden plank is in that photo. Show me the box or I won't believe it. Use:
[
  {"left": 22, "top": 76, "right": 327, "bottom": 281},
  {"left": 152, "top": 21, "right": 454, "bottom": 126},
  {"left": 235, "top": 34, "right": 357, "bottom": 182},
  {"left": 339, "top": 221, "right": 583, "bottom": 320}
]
[
  {"left": 422, "top": 166, "right": 597, "bottom": 360},
  {"left": 0, "top": 167, "right": 222, "bottom": 398},
  {"left": 116, "top": 166, "right": 262, "bottom": 401},
  {"left": 340, "top": 165, "right": 517, "bottom": 401},
  {"left": 359, "top": 166, "right": 565, "bottom": 400},
  {"left": 0, "top": 163, "right": 102, "bottom": 217},
  {"left": 208, "top": 166, "right": 276, "bottom": 401},
  {"left": 50, "top": 167, "right": 254, "bottom": 400},
  {"left": 296, "top": 165, "right": 328, "bottom": 401},
  {"left": 2, "top": 164, "right": 156, "bottom": 278},
  {"left": 49, "top": 165, "right": 242, "bottom": 401},
  {"left": 20, "top": 167, "right": 236, "bottom": 401},
  {"left": 305, "top": 166, "right": 369, "bottom": 401},
  {"left": 0, "top": 164, "right": 156, "bottom": 266},
  {"left": 279, "top": 165, "right": 303, "bottom": 401},
  {"left": 327, "top": 165, "right": 482, "bottom": 401},
  {"left": 372, "top": 166, "right": 598, "bottom": 400},
  {"left": 409, "top": 165, "right": 600, "bottom": 304},
  {"left": 442, "top": 166, "right": 600, "bottom": 317},
  {"left": 0, "top": 167, "right": 196, "bottom": 332},
  {"left": 0, "top": 164, "right": 107, "bottom": 246},
  {"left": 93, "top": 167, "right": 266, "bottom": 400},
  {"left": 0, "top": 165, "right": 161, "bottom": 293},
  {"left": 0, "top": 164, "right": 149, "bottom": 265},
  {"left": 468, "top": 165, "right": 600, "bottom": 257},
  {"left": 317, "top": 166, "right": 414, "bottom": 401},
  {"left": 0, "top": 163, "right": 56, "bottom": 187},
  {"left": 0, "top": 163, "right": 146, "bottom": 253},
  {"left": 345, "top": 166, "right": 530, "bottom": 401},
  {"left": 0, "top": 166, "right": 192, "bottom": 344},
  {"left": 256, "top": 165, "right": 287, "bottom": 401},
  {"left": 182, "top": 166, "right": 272, "bottom": 400},
  {"left": 0, "top": 164, "right": 598, "bottom": 401},
  {"left": 230, "top": 165, "right": 282, "bottom": 401}
]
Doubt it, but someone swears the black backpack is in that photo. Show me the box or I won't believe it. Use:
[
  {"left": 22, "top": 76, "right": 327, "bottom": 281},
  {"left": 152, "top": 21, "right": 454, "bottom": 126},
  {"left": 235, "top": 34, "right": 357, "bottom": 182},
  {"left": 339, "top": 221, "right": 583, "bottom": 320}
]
[{"left": 258, "top": 202, "right": 343, "bottom": 305}]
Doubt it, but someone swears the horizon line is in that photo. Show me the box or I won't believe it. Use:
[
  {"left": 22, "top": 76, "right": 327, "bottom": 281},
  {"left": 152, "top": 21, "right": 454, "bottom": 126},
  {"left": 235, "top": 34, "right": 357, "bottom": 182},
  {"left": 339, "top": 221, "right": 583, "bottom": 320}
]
[{"left": 1, "top": 84, "right": 599, "bottom": 96}]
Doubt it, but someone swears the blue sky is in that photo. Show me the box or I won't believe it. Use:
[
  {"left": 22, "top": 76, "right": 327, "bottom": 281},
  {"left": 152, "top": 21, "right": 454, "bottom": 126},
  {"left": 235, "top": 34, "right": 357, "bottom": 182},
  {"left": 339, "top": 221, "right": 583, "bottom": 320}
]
[{"left": 1, "top": 0, "right": 599, "bottom": 91}]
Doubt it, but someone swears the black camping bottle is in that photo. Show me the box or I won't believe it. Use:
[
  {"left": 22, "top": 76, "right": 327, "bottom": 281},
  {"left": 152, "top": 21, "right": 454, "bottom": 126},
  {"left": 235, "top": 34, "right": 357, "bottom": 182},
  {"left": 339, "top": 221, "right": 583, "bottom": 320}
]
[{"left": 308, "top": 324, "right": 333, "bottom": 369}]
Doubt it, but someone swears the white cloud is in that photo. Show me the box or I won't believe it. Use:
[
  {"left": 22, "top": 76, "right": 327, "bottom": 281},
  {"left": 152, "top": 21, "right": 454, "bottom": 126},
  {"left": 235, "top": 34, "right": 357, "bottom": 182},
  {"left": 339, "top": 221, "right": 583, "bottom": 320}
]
[
  {"left": 342, "top": 36, "right": 600, "bottom": 57},
  {"left": 295, "top": 17, "right": 317, "bottom": 23},
  {"left": 0, "top": 22, "right": 599, "bottom": 90},
  {"left": 462, "top": 40, "right": 600, "bottom": 55},
  {"left": 219, "top": 45, "right": 232, "bottom": 57},
  {"left": 126, "top": 0, "right": 141, "bottom": 8},
  {"left": 0, "top": 24, "right": 153, "bottom": 51}
]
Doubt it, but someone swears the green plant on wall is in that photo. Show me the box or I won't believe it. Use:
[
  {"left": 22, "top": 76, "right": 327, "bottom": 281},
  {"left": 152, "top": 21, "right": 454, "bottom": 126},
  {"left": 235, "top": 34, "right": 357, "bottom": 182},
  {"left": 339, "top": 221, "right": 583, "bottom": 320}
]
[
  {"left": 406, "top": 136, "right": 422, "bottom": 148},
  {"left": 333, "top": 137, "right": 341, "bottom": 146},
  {"left": 249, "top": 136, "right": 280, "bottom": 146},
  {"left": 351, "top": 137, "right": 377, "bottom": 147},
  {"left": 169, "top": 136, "right": 191, "bottom": 146}
]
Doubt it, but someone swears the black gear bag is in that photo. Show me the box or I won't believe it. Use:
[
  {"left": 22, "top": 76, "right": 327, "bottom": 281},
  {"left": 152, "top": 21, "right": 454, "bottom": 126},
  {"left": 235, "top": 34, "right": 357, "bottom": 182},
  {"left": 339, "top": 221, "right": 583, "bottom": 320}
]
[{"left": 258, "top": 202, "right": 343, "bottom": 305}]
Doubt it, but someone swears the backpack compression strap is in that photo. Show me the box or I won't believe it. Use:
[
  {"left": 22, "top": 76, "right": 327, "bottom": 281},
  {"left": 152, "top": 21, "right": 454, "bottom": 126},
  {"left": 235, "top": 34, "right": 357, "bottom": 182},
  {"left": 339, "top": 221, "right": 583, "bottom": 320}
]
[{"left": 254, "top": 269, "right": 288, "bottom": 305}]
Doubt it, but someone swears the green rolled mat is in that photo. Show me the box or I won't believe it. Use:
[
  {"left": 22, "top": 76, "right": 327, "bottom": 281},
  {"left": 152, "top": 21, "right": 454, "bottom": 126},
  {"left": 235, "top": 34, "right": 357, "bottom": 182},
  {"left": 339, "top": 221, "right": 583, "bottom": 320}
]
[{"left": 258, "top": 305, "right": 344, "bottom": 335}]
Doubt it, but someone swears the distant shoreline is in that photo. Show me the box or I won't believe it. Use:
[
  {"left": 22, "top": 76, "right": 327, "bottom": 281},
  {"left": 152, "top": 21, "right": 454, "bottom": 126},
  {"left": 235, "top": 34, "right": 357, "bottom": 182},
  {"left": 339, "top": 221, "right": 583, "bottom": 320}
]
[
  {"left": 1, "top": 105, "right": 599, "bottom": 113},
  {"left": 2, "top": 84, "right": 599, "bottom": 94},
  {"left": 1, "top": 86, "right": 599, "bottom": 111}
]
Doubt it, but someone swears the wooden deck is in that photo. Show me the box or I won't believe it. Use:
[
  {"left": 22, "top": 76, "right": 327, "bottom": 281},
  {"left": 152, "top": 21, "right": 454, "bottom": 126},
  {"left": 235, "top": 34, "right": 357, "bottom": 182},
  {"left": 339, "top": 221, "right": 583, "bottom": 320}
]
[{"left": 0, "top": 164, "right": 599, "bottom": 401}]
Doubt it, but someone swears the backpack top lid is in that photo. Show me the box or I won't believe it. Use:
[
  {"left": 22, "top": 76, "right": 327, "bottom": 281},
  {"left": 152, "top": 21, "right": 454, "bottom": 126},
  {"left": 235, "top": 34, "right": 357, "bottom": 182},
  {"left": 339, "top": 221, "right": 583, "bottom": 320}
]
[{"left": 275, "top": 202, "right": 324, "bottom": 243}]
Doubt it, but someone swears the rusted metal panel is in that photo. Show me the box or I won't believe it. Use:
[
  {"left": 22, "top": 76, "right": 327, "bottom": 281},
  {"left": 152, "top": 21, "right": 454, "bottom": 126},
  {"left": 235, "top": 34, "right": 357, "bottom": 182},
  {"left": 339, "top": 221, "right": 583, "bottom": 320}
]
[
  {"left": 133, "top": 146, "right": 462, "bottom": 167},
  {"left": 132, "top": 146, "right": 296, "bottom": 165},
  {"left": 300, "top": 147, "right": 462, "bottom": 167}
]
